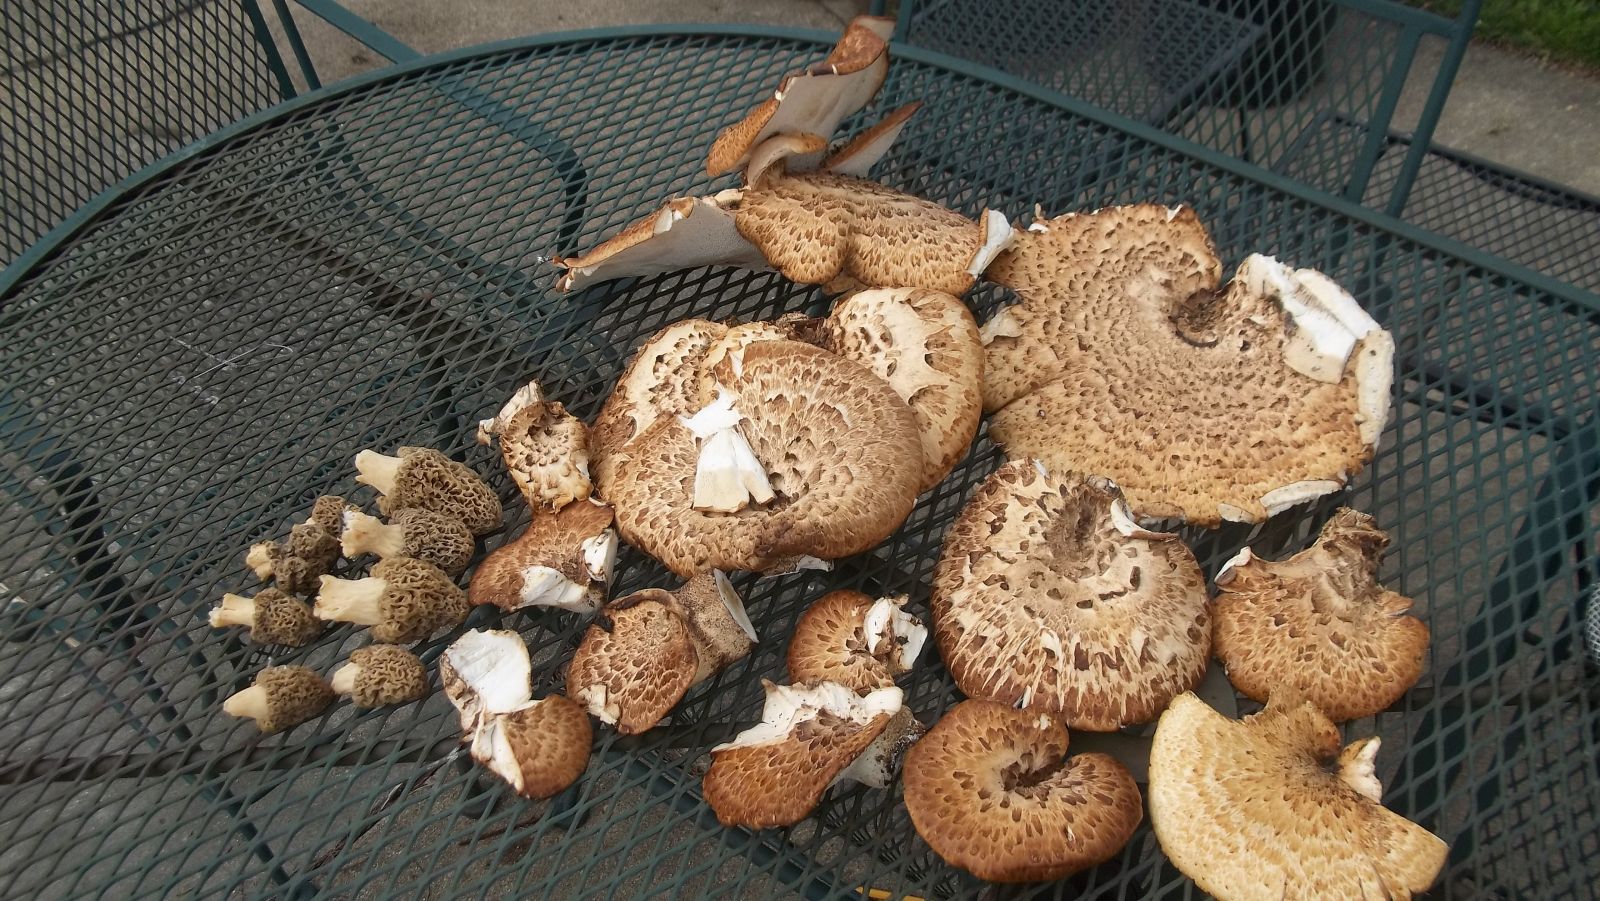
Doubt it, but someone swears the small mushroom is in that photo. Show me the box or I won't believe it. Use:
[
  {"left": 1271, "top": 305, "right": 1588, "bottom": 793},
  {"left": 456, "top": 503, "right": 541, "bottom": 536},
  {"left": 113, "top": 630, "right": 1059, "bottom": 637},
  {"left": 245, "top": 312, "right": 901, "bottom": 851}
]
[
  {"left": 787, "top": 590, "right": 926, "bottom": 690},
  {"left": 821, "top": 287, "right": 984, "bottom": 491},
  {"left": 468, "top": 499, "right": 617, "bottom": 615},
  {"left": 567, "top": 572, "right": 755, "bottom": 734},
  {"left": 353, "top": 446, "right": 502, "bottom": 536},
  {"left": 468, "top": 694, "right": 593, "bottom": 799},
  {"left": 931, "top": 461, "right": 1211, "bottom": 730},
  {"left": 476, "top": 379, "right": 594, "bottom": 511},
  {"left": 982, "top": 204, "right": 1394, "bottom": 525},
  {"left": 222, "top": 665, "right": 335, "bottom": 734},
  {"left": 820, "top": 101, "right": 923, "bottom": 177},
  {"left": 305, "top": 494, "right": 352, "bottom": 534},
  {"left": 701, "top": 680, "right": 914, "bottom": 828},
  {"left": 330, "top": 645, "right": 429, "bottom": 708},
  {"left": 209, "top": 587, "right": 324, "bottom": 647},
  {"left": 1213, "top": 508, "right": 1429, "bottom": 721},
  {"left": 340, "top": 508, "right": 474, "bottom": 577},
  {"left": 1148, "top": 692, "right": 1447, "bottom": 899},
  {"left": 441, "top": 628, "right": 533, "bottom": 731},
  {"left": 314, "top": 557, "right": 468, "bottom": 643},
  {"left": 902, "top": 699, "right": 1142, "bottom": 883}
]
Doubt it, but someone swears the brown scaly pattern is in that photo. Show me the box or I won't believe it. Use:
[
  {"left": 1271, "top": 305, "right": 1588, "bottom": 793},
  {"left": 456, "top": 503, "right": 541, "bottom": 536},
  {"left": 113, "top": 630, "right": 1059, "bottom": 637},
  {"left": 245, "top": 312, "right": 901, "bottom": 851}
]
[
  {"left": 983, "top": 204, "right": 1388, "bottom": 524},
  {"left": 384, "top": 447, "right": 502, "bottom": 535},
  {"left": 496, "top": 399, "right": 592, "bottom": 511},
  {"left": 901, "top": 700, "right": 1142, "bottom": 882},
  {"left": 251, "top": 588, "right": 323, "bottom": 647},
  {"left": 566, "top": 592, "right": 698, "bottom": 735},
  {"left": 932, "top": 461, "right": 1211, "bottom": 730},
  {"left": 1149, "top": 693, "right": 1447, "bottom": 900},
  {"left": 787, "top": 589, "right": 897, "bottom": 691},
  {"left": 702, "top": 707, "right": 893, "bottom": 828},
  {"left": 469, "top": 501, "right": 614, "bottom": 611},
  {"left": 494, "top": 696, "right": 593, "bottom": 799},
  {"left": 1213, "top": 508, "right": 1429, "bottom": 721},
  {"left": 347, "top": 645, "right": 428, "bottom": 708},
  {"left": 252, "top": 666, "right": 335, "bottom": 734},
  {"left": 604, "top": 340, "right": 923, "bottom": 577},
  {"left": 589, "top": 319, "right": 726, "bottom": 488},
  {"left": 369, "top": 557, "right": 468, "bottom": 643}
]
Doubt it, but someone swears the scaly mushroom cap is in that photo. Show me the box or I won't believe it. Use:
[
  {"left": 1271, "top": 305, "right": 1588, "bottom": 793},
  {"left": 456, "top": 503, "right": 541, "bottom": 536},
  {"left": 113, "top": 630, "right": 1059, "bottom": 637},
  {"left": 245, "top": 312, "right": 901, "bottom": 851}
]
[
  {"left": 355, "top": 447, "right": 503, "bottom": 535},
  {"left": 477, "top": 379, "right": 593, "bottom": 511},
  {"left": 222, "top": 665, "right": 335, "bottom": 734},
  {"left": 604, "top": 339, "right": 923, "bottom": 577},
  {"left": 332, "top": 645, "right": 429, "bottom": 708},
  {"left": 341, "top": 508, "right": 475, "bottom": 576},
  {"left": 468, "top": 500, "right": 616, "bottom": 614},
  {"left": 931, "top": 461, "right": 1211, "bottom": 730},
  {"left": 470, "top": 694, "right": 593, "bottom": 799},
  {"left": 902, "top": 699, "right": 1142, "bottom": 883},
  {"left": 210, "top": 588, "right": 324, "bottom": 647},
  {"left": 823, "top": 288, "right": 984, "bottom": 491},
  {"left": 589, "top": 319, "right": 729, "bottom": 487},
  {"left": 1213, "top": 508, "right": 1428, "bottom": 721},
  {"left": 787, "top": 590, "right": 926, "bottom": 690},
  {"left": 982, "top": 204, "right": 1394, "bottom": 525},
  {"left": 702, "top": 681, "right": 903, "bottom": 828},
  {"left": 441, "top": 628, "right": 533, "bottom": 732},
  {"left": 567, "top": 590, "right": 699, "bottom": 734},
  {"left": 1149, "top": 693, "right": 1447, "bottom": 899}
]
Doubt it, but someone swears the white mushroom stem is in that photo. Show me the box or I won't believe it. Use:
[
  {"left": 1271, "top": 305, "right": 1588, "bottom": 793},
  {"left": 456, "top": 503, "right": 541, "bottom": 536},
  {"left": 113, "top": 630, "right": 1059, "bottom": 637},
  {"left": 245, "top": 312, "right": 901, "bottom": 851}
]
[
  {"left": 1338, "top": 736, "right": 1384, "bottom": 802},
  {"left": 477, "top": 379, "right": 544, "bottom": 444},
  {"left": 715, "top": 682, "right": 903, "bottom": 753},
  {"left": 245, "top": 543, "right": 277, "bottom": 580},
  {"left": 581, "top": 530, "right": 618, "bottom": 585},
  {"left": 313, "top": 575, "right": 386, "bottom": 625},
  {"left": 353, "top": 450, "right": 402, "bottom": 495},
  {"left": 681, "top": 388, "right": 775, "bottom": 513},
  {"left": 575, "top": 684, "right": 619, "bottom": 725},
  {"left": 710, "top": 571, "right": 758, "bottom": 644},
  {"left": 516, "top": 565, "right": 595, "bottom": 614},
  {"left": 470, "top": 710, "right": 524, "bottom": 791},
  {"left": 221, "top": 685, "right": 269, "bottom": 721},
  {"left": 837, "top": 706, "right": 924, "bottom": 789},
  {"left": 444, "top": 629, "right": 533, "bottom": 717},
  {"left": 209, "top": 593, "right": 255, "bottom": 628},
  {"left": 967, "top": 209, "right": 1017, "bottom": 277},
  {"left": 862, "top": 595, "right": 928, "bottom": 671},
  {"left": 330, "top": 662, "right": 360, "bottom": 696},
  {"left": 340, "top": 510, "right": 404, "bottom": 559}
]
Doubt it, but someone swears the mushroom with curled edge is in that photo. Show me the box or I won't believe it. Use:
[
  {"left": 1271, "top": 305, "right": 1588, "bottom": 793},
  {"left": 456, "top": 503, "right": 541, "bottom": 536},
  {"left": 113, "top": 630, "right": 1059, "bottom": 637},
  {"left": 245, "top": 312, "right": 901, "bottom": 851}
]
[
  {"left": 787, "top": 590, "right": 927, "bottom": 691},
  {"left": 567, "top": 572, "right": 756, "bottom": 734},
  {"left": 701, "top": 680, "right": 919, "bottom": 828},
  {"left": 931, "top": 460, "right": 1211, "bottom": 731},
  {"left": 476, "top": 378, "right": 594, "bottom": 512},
  {"left": 353, "top": 446, "right": 502, "bottom": 536},
  {"left": 222, "top": 665, "right": 335, "bottom": 734},
  {"left": 245, "top": 495, "right": 351, "bottom": 594},
  {"left": 468, "top": 499, "right": 617, "bottom": 615},
  {"left": 1213, "top": 508, "right": 1428, "bottom": 721},
  {"left": 330, "top": 645, "right": 428, "bottom": 708},
  {"left": 600, "top": 336, "right": 924, "bottom": 577},
  {"left": 209, "top": 587, "right": 324, "bottom": 647},
  {"left": 982, "top": 204, "right": 1394, "bottom": 526},
  {"left": 340, "top": 508, "right": 474, "bottom": 577},
  {"left": 902, "top": 699, "right": 1142, "bottom": 883},
  {"left": 314, "top": 557, "right": 468, "bottom": 643},
  {"left": 1148, "top": 692, "right": 1447, "bottom": 900}
]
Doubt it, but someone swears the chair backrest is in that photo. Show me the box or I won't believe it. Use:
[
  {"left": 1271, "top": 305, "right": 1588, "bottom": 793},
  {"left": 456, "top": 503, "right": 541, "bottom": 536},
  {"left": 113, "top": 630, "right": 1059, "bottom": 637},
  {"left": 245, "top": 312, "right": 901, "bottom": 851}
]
[
  {"left": 1, "top": 0, "right": 302, "bottom": 268},
  {"left": 884, "top": 0, "right": 1480, "bottom": 214}
]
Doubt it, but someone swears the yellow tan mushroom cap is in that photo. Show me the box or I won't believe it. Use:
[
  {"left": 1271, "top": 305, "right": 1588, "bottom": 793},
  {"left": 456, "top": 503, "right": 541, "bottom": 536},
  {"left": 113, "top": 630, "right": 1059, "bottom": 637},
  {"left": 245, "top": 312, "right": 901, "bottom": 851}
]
[
  {"left": 982, "top": 204, "right": 1394, "bottom": 525},
  {"left": 470, "top": 694, "right": 593, "bottom": 800},
  {"left": 468, "top": 500, "right": 616, "bottom": 614},
  {"left": 931, "top": 461, "right": 1211, "bottom": 730},
  {"left": 1148, "top": 693, "right": 1447, "bottom": 900},
  {"left": 315, "top": 557, "right": 467, "bottom": 643},
  {"left": 355, "top": 447, "right": 503, "bottom": 536},
  {"left": 823, "top": 287, "right": 984, "bottom": 491},
  {"left": 702, "top": 681, "right": 903, "bottom": 829},
  {"left": 211, "top": 588, "right": 324, "bottom": 647},
  {"left": 787, "top": 590, "right": 925, "bottom": 691},
  {"left": 222, "top": 665, "right": 335, "bottom": 734},
  {"left": 602, "top": 339, "right": 924, "bottom": 577},
  {"left": 306, "top": 495, "right": 353, "bottom": 534},
  {"left": 567, "top": 590, "right": 699, "bottom": 734},
  {"left": 1213, "top": 508, "right": 1429, "bottom": 721},
  {"left": 334, "top": 645, "right": 429, "bottom": 708},
  {"left": 902, "top": 699, "right": 1142, "bottom": 883}
]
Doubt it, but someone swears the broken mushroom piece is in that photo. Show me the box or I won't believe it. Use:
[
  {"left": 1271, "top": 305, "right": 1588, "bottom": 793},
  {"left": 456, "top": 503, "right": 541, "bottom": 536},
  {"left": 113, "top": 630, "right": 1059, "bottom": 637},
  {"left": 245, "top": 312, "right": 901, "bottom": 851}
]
[
  {"left": 902, "top": 699, "right": 1142, "bottom": 883},
  {"left": 314, "top": 557, "right": 469, "bottom": 643},
  {"left": 468, "top": 694, "right": 593, "bottom": 799},
  {"left": 681, "top": 387, "right": 775, "bottom": 514},
  {"left": 209, "top": 588, "right": 324, "bottom": 647},
  {"left": 340, "top": 508, "right": 474, "bottom": 577},
  {"left": 440, "top": 628, "right": 533, "bottom": 732},
  {"left": 982, "top": 204, "right": 1394, "bottom": 525},
  {"left": 354, "top": 446, "right": 502, "bottom": 536},
  {"left": 222, "top": 665, "right": 335, "bottom": 734},
  {"left": 1149, "top": 692, "right": 1447, "bottom": 900},
  {"left": 468, "top": 499, "right": 617, "bottom": 615},
  {"left": 1214, "top": 508, "right": 1429, "bottom": 721},
  {"left": 787, "top": 590, "right": 926, "bottom": 690},
  {"left": 331, "top": 645, "right": 429, "bottom": 708},
  {"left": 931, "top": 461, "right": 1211, "bottom": 730},
  {"left": 568, "top": 572, "right": 755, "bottom": 734},
  {"left": 702, "top": 681, "right": 913, "bottom": 828},
  {"left": 476, "top": 379, "right": 594, "bottom": 511}
]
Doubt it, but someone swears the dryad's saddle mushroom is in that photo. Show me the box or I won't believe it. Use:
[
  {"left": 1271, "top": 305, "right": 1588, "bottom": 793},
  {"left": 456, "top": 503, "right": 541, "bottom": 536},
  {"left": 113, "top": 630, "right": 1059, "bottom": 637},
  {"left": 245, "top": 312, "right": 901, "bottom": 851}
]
[
  {"left": 902, "top": 699, "right": 1142, "bottom": 883},
  {"left": 477, "top": 379, "right": 594, "bottom": 511},
  {"left": 210, "top": 587, "right": 324, "bottom": 647},
  {"left": 331, "top": 645, "right": 429, "bottom": 708},
  {"left": 982, "top": 205, "right": 1394, "bottom": 525},
  {"left": 787, "top": 590, "right": 926, "bottom": 691},
  {"left": 355, "top": 446, "right": 502, "bottom": 536},
  {"left": 222, "top": 665, "right": 335, "bottom": 734},
  {"left": 1213, "top": 508, "right": 1428, "bottom": 721},
  {"left": 932, "top": 461, "right": 1211, "bottom": 730},
  {"left": 1148, "top": 692, "right": 1447, "bottom": 900},
  {"left": 341, "top": 507, "right": 475, "bottom": 577},
  {"left": 468, "top": 499, "right": 618, "bottom": 614}
]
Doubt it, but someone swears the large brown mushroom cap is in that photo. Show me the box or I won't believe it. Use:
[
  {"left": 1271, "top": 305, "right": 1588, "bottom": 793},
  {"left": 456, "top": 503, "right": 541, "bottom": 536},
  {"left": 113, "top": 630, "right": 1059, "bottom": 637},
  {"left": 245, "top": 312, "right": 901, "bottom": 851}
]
[
  {"left": 468, "top": 500, "right": 617, "bottom": 614},
  {"left": 822, "top": 288, "right": 984, "bottom": 491},
  {"left": 1213, "top": 508, "right": 1429, "bottom": 721},
  {"left": 602, "top": 339, "right": 923, "bottom": 577},
  {"left": 1148, "top": 692, "right": 1447, "bottom": 900},
  {"left": 787, "top": 590, "right": 926, "bottom": 691},
  {"left": 982, "top": 204, "right": 1394, "bottom": 525},
  {"left": 470, "top": 694, "right": 593, "bottom": 799},
  {"left": 902, "top": 699, "right": 1142, "bottom": 883},
  {"left": 567, "top": 590, "right": 699, "bottom": 734},
  {"left": 478, "top": 387, "right": 593, "bottom": 512},
  {"left": 589, "top": 319, "right": 728, "bottom": 487},
  {"left": 931, "top": 461, "right": 1211, "bottom": 730}
]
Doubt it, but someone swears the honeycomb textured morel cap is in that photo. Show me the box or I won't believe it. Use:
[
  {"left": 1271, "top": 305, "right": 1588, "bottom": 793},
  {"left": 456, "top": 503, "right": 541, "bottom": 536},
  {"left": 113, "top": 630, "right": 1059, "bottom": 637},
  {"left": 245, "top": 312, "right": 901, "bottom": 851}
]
[
  {"left": 332, "top": 645, "right": 429, "bottom": 708},
  {"left": 353, "top": 446, "right": 502, "bottom": 535},
  {"left": 222, "top": 665, "right": 335, "bottom": 734},
  {"left": 209, "top": 588, "right": 323, "bottom": 647},
  {"left": 340, "top": 507, "right": 474, "bottom": 576},
  {"left": 315, "top": 557, "right": 468, "bottom": 644}
]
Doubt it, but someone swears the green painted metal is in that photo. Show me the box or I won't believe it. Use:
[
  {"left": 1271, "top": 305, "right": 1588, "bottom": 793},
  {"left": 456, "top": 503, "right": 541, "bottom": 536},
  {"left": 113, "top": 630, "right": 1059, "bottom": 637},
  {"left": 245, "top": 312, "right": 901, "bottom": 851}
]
[
  {"left": 292, "top": 0, "right": 422, "bottom": 63},
  {"left": 0, "top": 27, "right": 1595, "bottom": 900}
]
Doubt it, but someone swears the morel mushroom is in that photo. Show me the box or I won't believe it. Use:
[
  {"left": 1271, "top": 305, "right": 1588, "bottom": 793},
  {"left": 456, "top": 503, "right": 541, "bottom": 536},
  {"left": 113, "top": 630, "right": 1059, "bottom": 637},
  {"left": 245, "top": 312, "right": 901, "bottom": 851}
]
[
  {"left": 340, "top": 508, "right": 474, "bottom": 577},
  {"left": 468, "top": 499, "right": 617, "bottom": 615},
  {"left": 476, "top": 378, "right": 594, "bottom": 511},
  {"left": 331, "top": 645, "right": 429, "bottom": 708},
  {"left": 354, "top": 446, "right": 502, "bottom": 536},
  {"left": 245, "top": 497, "right": 349, "bottom": 594},
  {"left": 222, "top": 665, "right": 334, "bottom": 734},
  {"left": 209, "top": 587, "right": 323, "bottom": 647},
  {"left": 315, "top": 557, "right": 468, "bottom": 643}
]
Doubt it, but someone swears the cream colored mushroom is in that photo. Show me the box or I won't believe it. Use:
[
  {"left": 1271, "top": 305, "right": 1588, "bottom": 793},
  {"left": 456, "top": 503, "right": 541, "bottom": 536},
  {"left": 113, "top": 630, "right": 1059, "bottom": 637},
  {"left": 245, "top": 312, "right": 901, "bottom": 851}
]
[
  {"left": 315, "top": 557, "right": 468, "bottom": 643},
  {"left": 468, "top": 499, "right": 617, "bottom": 615},
  {"left": 440, "top": 628, "right": 533, "bottom": 732},
  {"left": 331, "top": 645, "right": 428, "bottom": 708},
  {"left": 340, "top": 508, "right": 474, "bottom": 577}
]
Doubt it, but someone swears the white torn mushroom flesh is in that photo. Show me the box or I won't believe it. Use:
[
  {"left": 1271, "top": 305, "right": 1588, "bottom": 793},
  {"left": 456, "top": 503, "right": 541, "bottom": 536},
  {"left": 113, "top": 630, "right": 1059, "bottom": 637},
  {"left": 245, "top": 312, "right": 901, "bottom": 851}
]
[{"left": 680, "top": 387, "right": 775, "bottom": 513}]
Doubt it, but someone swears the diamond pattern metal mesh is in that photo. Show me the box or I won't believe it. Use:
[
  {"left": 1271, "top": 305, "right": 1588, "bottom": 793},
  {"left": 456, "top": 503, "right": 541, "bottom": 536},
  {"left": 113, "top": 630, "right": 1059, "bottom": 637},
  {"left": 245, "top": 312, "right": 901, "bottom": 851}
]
[
  {"left": 0, "top": 0, "right": 286, "bottom": 268},
  {"left": 0, "top": 31, "right": 1597, "bottom": 900}
]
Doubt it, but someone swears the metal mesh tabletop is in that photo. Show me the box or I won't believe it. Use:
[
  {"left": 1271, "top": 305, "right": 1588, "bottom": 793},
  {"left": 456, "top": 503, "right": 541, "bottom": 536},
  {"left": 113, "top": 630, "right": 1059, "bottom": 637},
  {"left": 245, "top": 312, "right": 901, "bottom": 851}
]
[{"left": 1, "top": 26, "right": 1597, "bottom": 900}]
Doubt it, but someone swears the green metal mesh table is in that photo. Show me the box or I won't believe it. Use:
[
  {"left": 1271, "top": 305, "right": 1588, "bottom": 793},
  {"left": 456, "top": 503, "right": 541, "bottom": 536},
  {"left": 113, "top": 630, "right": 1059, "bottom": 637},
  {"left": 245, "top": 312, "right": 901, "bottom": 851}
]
[{"left": 1, "top": 26, "right": 1596, "bottom": 900}]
